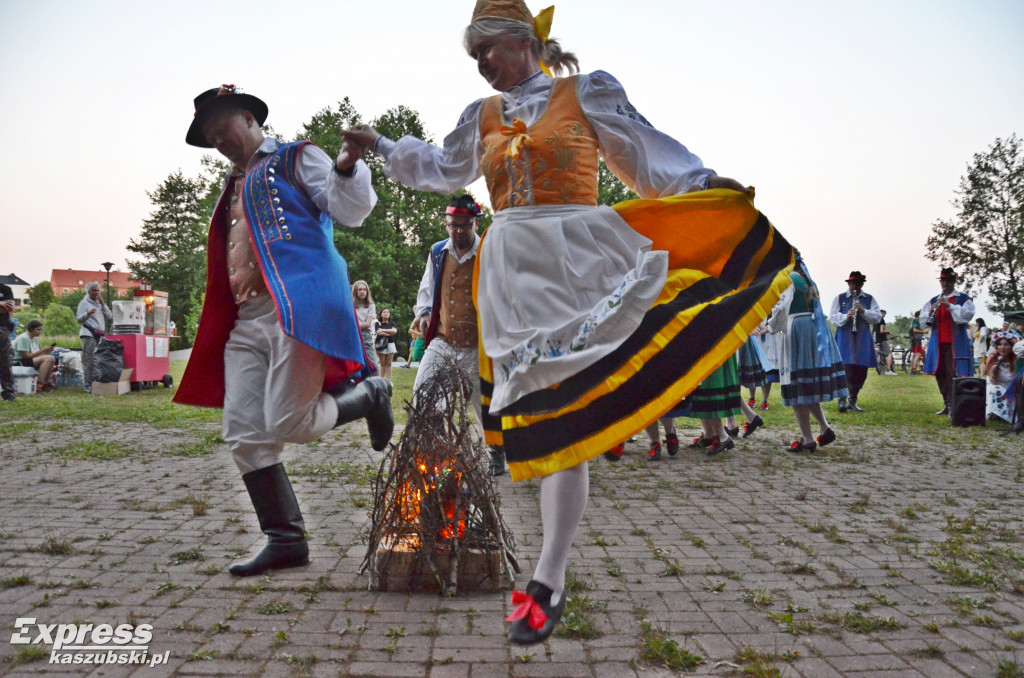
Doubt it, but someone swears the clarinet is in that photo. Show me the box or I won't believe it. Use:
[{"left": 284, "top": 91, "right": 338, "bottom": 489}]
[
  {"left": 850, "top": 290, "right": 861, "bottom": 334},
  {"left": 925, "top": 291, "right": 942, "bottom": 327}
]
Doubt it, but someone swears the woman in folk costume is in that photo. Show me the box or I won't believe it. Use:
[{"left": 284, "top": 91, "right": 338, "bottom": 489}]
[
  {"left": 986, "top": 330, "right": 1021, "bottom": 423},
  {"left": 767, "top": 256, "right": 846, "bottom": 452},
  {"left": 345, "top": 0, "right": 794, "bottom": 644}
]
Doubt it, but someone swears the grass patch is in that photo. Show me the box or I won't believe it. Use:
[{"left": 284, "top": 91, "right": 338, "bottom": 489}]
[
  {"left": 8, "top": 645, "right": 48, "bottom": 666},
  {"left": 49, "top": 439, "right": 134, "bottom": 460},
  {"left": 553, "top": 594, "right": 602, "bottom": 640},
  {"left": 826, "top": 611, "right": 905, "bottom": 633},
  {"left": 1, "top": 574, "right": 32, "bottom": 588},
  {"left": 256, "top": 599, "right": 295, "bottom": 615},
  {"left": 638, "top": 620, "right": 704, "bottom": 671}
]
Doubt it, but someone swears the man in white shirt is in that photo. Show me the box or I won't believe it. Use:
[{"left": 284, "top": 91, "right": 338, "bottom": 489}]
[{"left": 413, "top": 195, "right": 505, "bottom": 476}]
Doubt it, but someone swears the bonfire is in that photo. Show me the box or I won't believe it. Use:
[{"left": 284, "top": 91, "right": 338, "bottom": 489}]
[{"left": 361, "top": 353, "right": 519, "bottom": 594}]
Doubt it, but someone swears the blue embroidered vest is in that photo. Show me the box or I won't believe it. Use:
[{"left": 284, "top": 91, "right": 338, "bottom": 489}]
[
  {"left": 242, "top": 141, "right": 364, "bottom": 364},
  {"left": 834, "top": 291, "right": 877, "bottom": 367}
]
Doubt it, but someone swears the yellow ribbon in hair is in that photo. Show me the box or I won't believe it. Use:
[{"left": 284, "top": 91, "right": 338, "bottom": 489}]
[
  {"left": 534, "top": 5, "right": 554, "bottom": 76},
  {"left": 501, "top": 118, "right": 532, "bottom": 158}
]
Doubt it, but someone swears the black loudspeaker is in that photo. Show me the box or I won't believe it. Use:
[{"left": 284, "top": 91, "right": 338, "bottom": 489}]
[{"left": 950, "top": 376, "right": 986, "bottom": 427}]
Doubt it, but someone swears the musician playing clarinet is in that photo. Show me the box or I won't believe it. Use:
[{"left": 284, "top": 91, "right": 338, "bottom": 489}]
[
  {"left": 920, "top": 267, "right": 975, "bottom": 416},
  {"left": 829, "top": 271, "right": 881, "bottom": 412}
]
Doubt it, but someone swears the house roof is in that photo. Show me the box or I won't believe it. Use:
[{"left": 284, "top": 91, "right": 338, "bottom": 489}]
[
  {"left": 50, "top": 269, "right": 141, "bottom": 290},
  {"left": 0, "top": 273, "right": 30, "bottom": 286}
]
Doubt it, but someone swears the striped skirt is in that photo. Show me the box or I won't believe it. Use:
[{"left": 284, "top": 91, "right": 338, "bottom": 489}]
[
  {"left": 780, "top": 313, "right": 849, "bottom": 406},
  {"left": 688, "top": 355, "right": 742, "bottom": 419},
  {"left": 477, "top": 190, "right": 795, "bottom": 481},
  {"left": 737, "top": 336, "right": 768, "bottom": 388}
]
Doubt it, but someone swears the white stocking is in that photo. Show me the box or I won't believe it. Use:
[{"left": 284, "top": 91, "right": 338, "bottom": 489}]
[{"left": 532, "top": 461, "right": 589, "bottom": 601}]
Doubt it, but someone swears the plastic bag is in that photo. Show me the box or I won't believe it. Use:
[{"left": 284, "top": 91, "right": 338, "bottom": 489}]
[{"left": 94, "top": 338, "right": 124, "bottom": 383}]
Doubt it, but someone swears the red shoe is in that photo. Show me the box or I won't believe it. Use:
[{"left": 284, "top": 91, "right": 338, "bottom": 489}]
[
  {"left": 747, "top": 398, "right": 756, "bottom": 407},
  {"left": 786, "top": 440, "right": 817, "bottom": 453},
  {"left": 759, "top": 402, "right": 769, "bottom": 411},
  {"left": 645, "top": 441, "right": 661, "bottom": 462},
  {"left": 707, "top": 436, "right": 735, "bottom": 456},
  {"left": 664, "top": 432, "right": 679, "bottom": 456},
  {"left": 816, "top": 428, "right": 836, "bottom": 447},
  {"left": 689, "top": 436, "right": 713, "bottom": 449},
  {"left": 603, "top": 443, "right": 625, "bottom": 461}
]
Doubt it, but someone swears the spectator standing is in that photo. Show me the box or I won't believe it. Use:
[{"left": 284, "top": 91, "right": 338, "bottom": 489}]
[
  {"left": 13, "top": 319, "right": 56, "bottom": 392},
  {"left": 402, "top": 319, "right": 425, "bottom": 368},
  {"left": 77, "top": 282, "right": 112, "bottom": 393},
  {"left": 974, "top": 319, "right": 990, "bottom": 377},
  {"left": 874, "top": 310, "right": 896, "bottom": 375},
  {"left": 921, "top": 268, "right": 975, "bottom": 415},
  {"left": 374, "top": 308, "right": 398, "bottom": 382},
  {"left": 0, "top": 283, "right": 15, "bottom": 401},
  {"left": 909, "top": 310, "right": 926, "bottom": 373},
  {"left": 828, "top": 271, "right": 881, "bottom": 412},
  {"left": 352, "top": 280, "right": 379, "bottom": 371}
]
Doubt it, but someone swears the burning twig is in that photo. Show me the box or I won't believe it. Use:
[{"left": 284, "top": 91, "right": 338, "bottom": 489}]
[{"left": 361, "top": 352, "right": 518, "bottom": 594}]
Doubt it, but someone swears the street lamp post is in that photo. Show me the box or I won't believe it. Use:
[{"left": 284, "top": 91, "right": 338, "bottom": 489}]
[{"left": 101, "top": 262, "right": 114, "bottom": 308}]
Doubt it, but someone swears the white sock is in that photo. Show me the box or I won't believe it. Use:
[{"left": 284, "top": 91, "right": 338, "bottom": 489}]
[{"left": 531, "top": 461, "right": 589, "bottom": 602}]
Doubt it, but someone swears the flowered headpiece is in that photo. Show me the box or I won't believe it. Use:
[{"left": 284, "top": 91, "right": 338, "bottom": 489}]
[{"left": 992, "top": 330, "right": 1021, "bottom": 345}]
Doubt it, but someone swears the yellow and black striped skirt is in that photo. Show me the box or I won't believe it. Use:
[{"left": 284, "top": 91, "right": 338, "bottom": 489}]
[{"left": 476, "top": 189, "right": 794, "bottom": 481}]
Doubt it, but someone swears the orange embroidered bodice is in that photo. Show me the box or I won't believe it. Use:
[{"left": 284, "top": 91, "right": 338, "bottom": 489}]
[{"left": 479, "top": 76, "right": 600, "bottom": 212}]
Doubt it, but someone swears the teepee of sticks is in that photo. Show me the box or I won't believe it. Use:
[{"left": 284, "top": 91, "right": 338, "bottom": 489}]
[{"left": 360, "top": 352, "right": 519, "bottom": 594}]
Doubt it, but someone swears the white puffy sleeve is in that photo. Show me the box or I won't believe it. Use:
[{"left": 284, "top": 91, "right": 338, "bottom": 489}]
[
  {"left": 376, "top": 100, "right": 485, "bottom": 194},
  {"left": 951, "top": 296, "right": 975, "bottom": 325},
  {"left": 579, "top": 71, "right": 716, "bottom": 199},
  {"left": 767, "top": 285, "right": 793, "bottom": 334},
  {"left": 828, "top": 295, "right": 849, "bottom": 327},
  {"left": 863, "top": 295, "right": 882, "bottom": 325}
]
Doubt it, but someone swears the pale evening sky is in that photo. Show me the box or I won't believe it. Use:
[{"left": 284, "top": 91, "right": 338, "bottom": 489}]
[{"left": 1, "top": 0, "right": 1021, "bottom": 322}]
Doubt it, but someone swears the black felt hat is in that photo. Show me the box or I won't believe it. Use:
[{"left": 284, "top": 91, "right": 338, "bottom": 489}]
[
  {"left": 186, "top": 84, "right": 268, "bottom": 148},
  {"left": 845, "top": 271, "right": 866, "bottom": 282},
  {"left": 938, "top": 267, "right": 958, "bottom": 280}
]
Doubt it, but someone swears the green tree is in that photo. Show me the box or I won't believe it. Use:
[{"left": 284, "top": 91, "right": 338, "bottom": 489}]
[
  {"left": 58, "top": 289, "right": 86, "bottom": 313},
  {"left": 888, "top": 314, "right": 913, "bottom": 347},
  {"left": 127, "top": 170, "right": 211, "bottom": 345},
  {"left": 296, "top": 100, "right": 483, "bottom": 344},
  {"left": 28, "top": 281, "right": 56, "bottom": 309},
  {"left": 926, "top": 134, "right": 1024, "bottom": 313},
  {"left": 597, "top": 159, "right": 640, "bottom": 207},
  {"left": 43, "top": 303, "right": 78, "bottom": 336},
  {"left": 12, "top": 307, "right": 42, "bottom": 333}
]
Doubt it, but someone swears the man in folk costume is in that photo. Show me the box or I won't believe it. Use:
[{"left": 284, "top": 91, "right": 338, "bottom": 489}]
[
  {"left": 921, "top": 267, "right": 975, "bottom": 415},
  {"left": 828, "top": 271, "right": 881, "bottom": 412},
  {"left": 174, "top": 85, "right": 394, "bottom": 576},
  {"left": 413, "top": 195, "right": 507, "bottom": 477}
]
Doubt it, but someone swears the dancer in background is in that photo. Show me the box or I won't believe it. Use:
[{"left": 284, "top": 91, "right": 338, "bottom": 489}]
[{"left": 769, "top": 256, "right": 846, "bottom": 452}]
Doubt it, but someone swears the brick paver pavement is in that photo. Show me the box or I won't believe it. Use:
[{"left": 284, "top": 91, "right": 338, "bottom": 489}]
[{"left": 1, "top": 417, "right": 1022, "bottom": 676}]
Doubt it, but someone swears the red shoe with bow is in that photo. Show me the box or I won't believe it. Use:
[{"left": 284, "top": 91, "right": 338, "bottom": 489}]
[{"left": 506, "top": 580, "right": 567, "bottom": 645}]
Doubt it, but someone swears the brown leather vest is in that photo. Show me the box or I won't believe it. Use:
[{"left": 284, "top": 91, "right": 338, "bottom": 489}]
[{"left": 435, "top": 253, "right": 477, "bottom": 348}]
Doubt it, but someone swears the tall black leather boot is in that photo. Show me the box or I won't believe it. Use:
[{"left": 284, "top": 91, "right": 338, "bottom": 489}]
[
  {"left": 332, "top": 376, "right": 394, "bottom": 451},
  {"left": 229, "top": 463, "right": 309, "bottom": 577}
]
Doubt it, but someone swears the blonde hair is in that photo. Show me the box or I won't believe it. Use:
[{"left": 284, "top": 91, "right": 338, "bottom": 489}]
[
  {"left": 351, "top": 280, "right": 374, "bottom": 308},
  {"left": 464, "top": 18, "right": 579, "bottom": 76}
]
